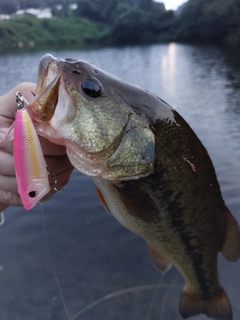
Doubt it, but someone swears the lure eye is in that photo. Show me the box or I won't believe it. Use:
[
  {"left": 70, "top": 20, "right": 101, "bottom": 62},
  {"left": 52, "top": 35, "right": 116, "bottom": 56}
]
[
  {"left": 28, "top": 191, "right": 37, "bottom": 198},
  {"left": 81, "top": 79, "right": 102, "bottom": 98}
]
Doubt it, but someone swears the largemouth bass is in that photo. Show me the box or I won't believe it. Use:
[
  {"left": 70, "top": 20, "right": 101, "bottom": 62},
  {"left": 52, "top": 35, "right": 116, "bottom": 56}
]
[{"left": 28, "top": 54, "right": 240, "bottom": 320}]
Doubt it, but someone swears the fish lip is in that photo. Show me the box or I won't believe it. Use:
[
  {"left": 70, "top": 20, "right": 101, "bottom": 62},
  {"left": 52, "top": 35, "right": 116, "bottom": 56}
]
[
  {"left": 36, "top": 54, "right": 61, "bottom": 95},
  {"left": 28, "top": 74, "right": 61, "bottom": 122},
  {"left": 36, "top": 54, "right": 54, "bottom": 95},
  {"left": 28, "top": 55, "right": 62, "bottom": 122}
]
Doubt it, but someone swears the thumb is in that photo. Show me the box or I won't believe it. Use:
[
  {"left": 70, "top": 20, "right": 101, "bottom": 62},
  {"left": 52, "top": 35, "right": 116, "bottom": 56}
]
[{"left": 0, "top": 82, "right": 36, "bottom": 123}]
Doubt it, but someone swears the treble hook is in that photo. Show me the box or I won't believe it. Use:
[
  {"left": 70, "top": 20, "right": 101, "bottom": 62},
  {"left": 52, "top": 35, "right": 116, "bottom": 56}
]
[
  {"left": 46, "top": 165, "right": 63, "bottom": 193},
  {"left": 16, "top": 91, "right": 29, "bottom": 109}
]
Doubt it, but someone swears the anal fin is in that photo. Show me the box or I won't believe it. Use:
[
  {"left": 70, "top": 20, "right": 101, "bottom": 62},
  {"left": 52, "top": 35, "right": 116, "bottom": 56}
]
[
  {"left": 179, "top": 285, "right": 232, "bottom": 320},
  {"left": 148, "top": 244, "right": 172, "bottom": 273},
  {"left": 220, "top": 206, "right": 240, "bottom": 262}
]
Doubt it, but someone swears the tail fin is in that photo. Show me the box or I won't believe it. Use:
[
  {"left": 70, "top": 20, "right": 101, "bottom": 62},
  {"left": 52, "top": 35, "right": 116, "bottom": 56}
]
[{"left": 179, "top": 285, "right": 232, "bottom": 320}]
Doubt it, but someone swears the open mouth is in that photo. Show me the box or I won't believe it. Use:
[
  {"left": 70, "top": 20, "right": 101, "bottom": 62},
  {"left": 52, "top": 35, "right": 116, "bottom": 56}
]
[
  {"left": 36, "top": 54, "right": 60, "bottom": 94},
  {"left": 28, "top": 55, "right": 62, "bottom": 122},
  {"left": 28, "top": 75, "right": 61, "bottom": 122}
]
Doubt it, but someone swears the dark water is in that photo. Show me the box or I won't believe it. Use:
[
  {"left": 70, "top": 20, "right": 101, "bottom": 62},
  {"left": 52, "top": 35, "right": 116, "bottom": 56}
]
[{"left": 0, "top": 44, "right": 240, "bottom": 320}]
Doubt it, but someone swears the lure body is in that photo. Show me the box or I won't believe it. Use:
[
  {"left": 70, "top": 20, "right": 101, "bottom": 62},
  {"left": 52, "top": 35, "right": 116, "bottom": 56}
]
[{"left": 13, "top": 108, "right": 50, "bottom": 210}]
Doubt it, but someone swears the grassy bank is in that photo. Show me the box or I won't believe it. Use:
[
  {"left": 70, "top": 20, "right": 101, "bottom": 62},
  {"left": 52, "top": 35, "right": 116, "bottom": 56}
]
[{"left": 0, "top": 16, "right": 111, "bottom": 53}]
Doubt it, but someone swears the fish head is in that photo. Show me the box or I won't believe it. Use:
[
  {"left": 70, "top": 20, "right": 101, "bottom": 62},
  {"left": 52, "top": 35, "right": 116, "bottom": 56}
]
[{"left": 28, "top": 54, "right": 156, "bottom": 180}]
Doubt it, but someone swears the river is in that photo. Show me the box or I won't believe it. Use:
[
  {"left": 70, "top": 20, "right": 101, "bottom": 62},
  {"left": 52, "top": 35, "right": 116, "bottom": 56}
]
[{"left": 0, "top": 43, "right": 240, "bottom": 320}]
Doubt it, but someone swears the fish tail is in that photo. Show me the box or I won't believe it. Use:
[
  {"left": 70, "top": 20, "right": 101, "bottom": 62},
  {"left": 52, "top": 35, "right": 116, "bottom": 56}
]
[
  {"left": 220, "top": 206, "right": 240, "bottom": 262},
  {"left": 179, "top": 285, "right": 232, "bottom": 320}
]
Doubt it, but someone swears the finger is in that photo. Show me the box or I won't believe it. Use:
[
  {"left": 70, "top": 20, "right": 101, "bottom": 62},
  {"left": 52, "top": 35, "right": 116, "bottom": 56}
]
[
  {"left": 0, "top": 82, "right": 36, "bottom": 122},
  {"left": 0, "top": 122, "right": 67, "bottom": 156},
  {"left": 17, "top": 82, "right": 36, "bottom": 104},
  {"left": 0, "top": 151, "right": 15, "bottom": 175},
  {"left": 0, "top": 190, "right": 22, "bottom": 207},
  {"left": 0, "top": 203, "right": 9, "bottom": 212},
  {"left": 0, "top": 167, "right": 73, "bottom": 208},
  {"left": 0, "top": 127, "right": 14, "bottom": 154},
  {"left": 43, "top": 167, "right": 74, "bottom": 201},
  {"left": 0, "top": 176, "right": 17, "bottom": 192},
  {"left": 45, "top": 154, "right": 73, "bottom": 176}
]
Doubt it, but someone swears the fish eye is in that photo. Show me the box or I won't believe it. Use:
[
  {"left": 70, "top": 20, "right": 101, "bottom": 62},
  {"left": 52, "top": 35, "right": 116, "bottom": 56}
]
[{"left": 81, "top": 79, "right": 102, "bottom": 98}]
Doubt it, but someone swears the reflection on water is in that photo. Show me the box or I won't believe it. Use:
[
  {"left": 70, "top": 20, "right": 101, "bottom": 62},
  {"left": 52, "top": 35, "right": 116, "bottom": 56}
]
[
  {"left": 0, "top": 44, "right": 240, "bottom": 320},
  {"left": 161, "top": 42, "right": 176, "bottom": 97}
]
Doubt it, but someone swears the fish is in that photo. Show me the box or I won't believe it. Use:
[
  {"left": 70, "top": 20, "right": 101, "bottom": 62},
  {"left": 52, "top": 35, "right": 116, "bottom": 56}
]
[
  {"left": 14, "top": 93, "right": 50, "bottom": 210},
  {"left": 27, "top": 53, "right": 240, "bottom": 320}
]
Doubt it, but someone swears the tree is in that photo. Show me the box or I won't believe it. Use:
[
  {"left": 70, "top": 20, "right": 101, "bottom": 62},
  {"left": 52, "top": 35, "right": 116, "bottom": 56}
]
[
  {"left": 110, "top": 6, "right": 148, "bottom": 44},
  {"left": 75, "top": 0, "right": 118, "bottom": 22},
  {"left": 176, "top": 0, "right": 240, "bottom": 45}
]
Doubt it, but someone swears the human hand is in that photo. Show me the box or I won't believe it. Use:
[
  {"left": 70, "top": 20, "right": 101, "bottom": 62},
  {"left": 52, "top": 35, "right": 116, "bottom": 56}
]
[{"left": 0, "top": 82, "right": 74, "bottom": 212}]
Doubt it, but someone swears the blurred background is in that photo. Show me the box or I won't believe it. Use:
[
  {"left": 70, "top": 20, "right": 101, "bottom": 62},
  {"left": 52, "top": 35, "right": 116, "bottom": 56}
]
[
  {"left": 0, "top": 0, "right": 239, "bottom": 51},
  {"left": 0, "top": 1, "right": 240, "bottom": 320}
]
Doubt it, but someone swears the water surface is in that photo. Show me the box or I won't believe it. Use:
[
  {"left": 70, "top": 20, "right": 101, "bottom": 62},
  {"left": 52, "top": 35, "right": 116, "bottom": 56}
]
[{"left": 0, "top": 44, "right": 240, "bottom": 320}]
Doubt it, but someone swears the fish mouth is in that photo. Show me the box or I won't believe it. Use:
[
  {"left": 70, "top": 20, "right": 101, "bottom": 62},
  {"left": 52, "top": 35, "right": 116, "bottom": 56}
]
[{"left": 28, "top": 54, "right": 62, "bottom": 122}]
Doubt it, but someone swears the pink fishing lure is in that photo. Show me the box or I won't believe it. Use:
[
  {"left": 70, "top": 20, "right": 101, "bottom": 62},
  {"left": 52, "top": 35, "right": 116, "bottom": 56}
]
[{"left": 13, "top": 107, "right": 50, "bottom": 210}]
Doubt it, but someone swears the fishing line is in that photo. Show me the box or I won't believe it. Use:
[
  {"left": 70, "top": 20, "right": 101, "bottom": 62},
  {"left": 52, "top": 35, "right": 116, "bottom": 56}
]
[
  {"left": 70, "top": 284, "right": 181, "bottom": 320},
  {"left": 71, "top": 285, "right": 158, "bottom": 320},
  {"left": 146, "top": 276, "right": 182, "bottom": 320},
  {"left": 0, "top": 211, "right": 4, "bottom": 226},
  {"left": 145, "top": 277, "right": 162, "bottom": 320},
  {"left": 40, "top": 204, "right": 71, "bottom": 320},
  {"left": 159, "top": 275, "right": 181, "bottom": 320}
]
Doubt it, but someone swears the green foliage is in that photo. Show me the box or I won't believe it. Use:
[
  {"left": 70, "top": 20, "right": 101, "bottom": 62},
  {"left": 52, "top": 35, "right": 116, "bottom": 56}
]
[
  {"left": 0, "top": 15, "right": 108, "bottom": 52},
  {"left": 74, "top": 0, "right": 118, "bottom": 22},
  {"left": 108, "top": 3, "right": 175, "bottom": 45},
  {"left": 0, "top": 0, "right": 176, "bottom": 53},
  {"left": 0, "top": 0, "right": 240, "bottom": 53},
  {"left": 74, "top": 0, "right": 175, "bottom": 45},
  {"left": 176, "top": 0, "right": 240, "bottom": 45},
  {"left": 138, "top": 0, "right": 153, "bottom": 10},
  {"left": 110, "top": 7, "right": 148, "bottom": 45}
]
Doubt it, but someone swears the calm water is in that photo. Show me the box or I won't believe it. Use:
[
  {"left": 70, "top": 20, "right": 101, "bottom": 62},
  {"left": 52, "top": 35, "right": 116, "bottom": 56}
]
[{"left": 0, "top": 44, "right": 240, "bottom": 320}]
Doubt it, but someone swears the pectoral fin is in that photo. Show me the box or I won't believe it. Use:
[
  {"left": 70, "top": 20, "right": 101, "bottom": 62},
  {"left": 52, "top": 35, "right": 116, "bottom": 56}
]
[
  {"left": 95, "top": 187, "right": 112, "bottom": 215},
  {"left": 114, "top": 181, "right": 160, "bottom": 223},
  {"left": 220, "top": 206, "right": 240, "bottom": 262},
  {"left": 148, "top": 244, "right": 172, "bottom": 273}
]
